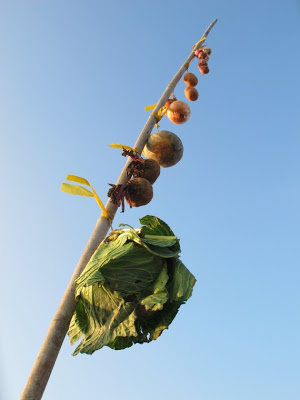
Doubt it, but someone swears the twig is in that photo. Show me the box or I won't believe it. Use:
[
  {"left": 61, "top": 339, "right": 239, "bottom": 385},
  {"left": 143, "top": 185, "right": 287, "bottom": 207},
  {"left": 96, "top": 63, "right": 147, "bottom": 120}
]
[{"left": 20, "top": 18, "right": 218, "bottom": 400}]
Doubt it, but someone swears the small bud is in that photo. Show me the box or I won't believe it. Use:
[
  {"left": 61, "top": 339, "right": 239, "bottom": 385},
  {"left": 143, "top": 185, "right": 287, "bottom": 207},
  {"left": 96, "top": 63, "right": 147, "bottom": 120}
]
[
  {"left": 194, "top": 49, "right": 201, "bottom": 58},
  {"left": 203, "top": 47, "right": 212, "bottom": 55}
]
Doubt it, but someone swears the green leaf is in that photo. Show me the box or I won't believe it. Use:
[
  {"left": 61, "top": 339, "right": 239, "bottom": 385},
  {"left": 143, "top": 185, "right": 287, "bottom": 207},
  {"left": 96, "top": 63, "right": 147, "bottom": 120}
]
[
  {"left": 69, "top": 215, "right": 196, "bottom": 355},
  {"left": 68, "top": 299, "right": 89, "bottom": 345},
  {"left": 168, "top": 259, "right": 196, "bottom": 302},
  {"left": 142, "top": 243, "right": 180, "bottom": 258},
  {"left": 75, "top": 233, "right": 132, "bottom": 297},
  {"left": 70, "top": 285, "right": 139, "bottom": 355},
  {"left": 77, "top": 240, "right": 165, "bottom": 296},
  {"left": 142, "top": 235, "right": 178, "bottom": 248},
  {"left": 98, "top": 243, "right": 165, "bottom": 294},
  {"left": 138, "top": 300, "right": 183, "bottom": 341},
  {"left": 150, "top": 302, "right": 183, "bottom": 340},
  {"left": 140, "top": 215, "right": 175, "bottom": 237},
  {"left": 86, "top": 270, "right": 105, "bottom": 286},
  {"left": 140, "top": 215, "right": 181, "bottom": 255},
  {"left": 141, "top": 265, "right": 169, "bottom": 311},
  {"left": 153, "top": 264, "right": 169, "bottom": 293}
]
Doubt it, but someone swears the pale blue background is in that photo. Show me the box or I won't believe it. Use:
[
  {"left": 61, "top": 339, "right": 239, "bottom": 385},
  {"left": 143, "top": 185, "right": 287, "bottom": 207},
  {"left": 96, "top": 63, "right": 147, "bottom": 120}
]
[{"left": 1, "top": 1, "right": 299, "bottom": 399}]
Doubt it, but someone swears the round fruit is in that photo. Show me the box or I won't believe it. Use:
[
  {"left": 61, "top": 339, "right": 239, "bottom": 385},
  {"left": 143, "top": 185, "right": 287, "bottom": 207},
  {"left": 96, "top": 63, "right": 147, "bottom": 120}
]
[
  {"left": 167, "top": 101, "right": 191, "bottom": 125},
  {"left": 198, "top": 58, "right": 208, "bottom": 66},
  {"left": 126, "top": 177, "right": 153, "bottom": 207},
  {"left": 165, "top": 98, "right": 177, "bottom": 108},
  {"left": 143, "top": 130, "right": 183, "bottom": 168},
  {"left": 184, "top": 86, "right": 199, "bottom": 101},
  {"left": 184, "top": 72, "right": 198, "bottom": 87},
  {"left": 195, "top": 49, "right": 209, "bottom": 60},
  {"left": 198, "top": 62, "right": 209, "bottom": 75},
  {"left": 132, "top": 158, "right": 160, "bottom": 184}
]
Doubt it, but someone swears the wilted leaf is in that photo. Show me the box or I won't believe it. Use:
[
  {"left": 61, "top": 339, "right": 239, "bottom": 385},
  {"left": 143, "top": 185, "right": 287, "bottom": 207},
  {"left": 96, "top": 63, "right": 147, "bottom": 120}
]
[{"left": 68, "top": 215, "right": 196, "bottom": 355}]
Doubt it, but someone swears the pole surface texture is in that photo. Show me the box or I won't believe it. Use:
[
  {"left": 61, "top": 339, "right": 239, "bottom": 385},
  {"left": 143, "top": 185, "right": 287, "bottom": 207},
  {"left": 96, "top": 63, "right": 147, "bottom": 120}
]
[{"left": 20, "top": 19, "right": 217, "bottom": 400}]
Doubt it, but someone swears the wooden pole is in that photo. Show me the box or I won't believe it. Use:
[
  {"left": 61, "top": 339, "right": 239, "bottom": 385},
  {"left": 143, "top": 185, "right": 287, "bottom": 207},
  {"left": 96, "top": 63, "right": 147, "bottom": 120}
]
[{"left": 20, "top": 19, "right": 217, "bottom": 400}]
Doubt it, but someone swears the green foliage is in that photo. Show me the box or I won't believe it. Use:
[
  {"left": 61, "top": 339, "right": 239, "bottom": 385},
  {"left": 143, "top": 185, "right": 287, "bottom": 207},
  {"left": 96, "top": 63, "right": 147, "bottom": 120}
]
[{"left": 68, "top": 216, "right": 196, "bottom": 355}]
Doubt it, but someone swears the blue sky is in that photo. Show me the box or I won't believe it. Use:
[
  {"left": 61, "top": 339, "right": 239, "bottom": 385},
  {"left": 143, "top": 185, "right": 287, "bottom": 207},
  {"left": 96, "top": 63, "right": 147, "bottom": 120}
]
[{"left": 1, "top": 1, "right": 300, "bottom": 399}]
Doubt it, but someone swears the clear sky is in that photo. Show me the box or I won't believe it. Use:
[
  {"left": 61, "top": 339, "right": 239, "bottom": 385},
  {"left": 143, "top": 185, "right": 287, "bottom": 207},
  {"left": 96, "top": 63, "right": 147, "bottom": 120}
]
[{"left": 1, "top": 1, "right": 299, "bottom": 399}]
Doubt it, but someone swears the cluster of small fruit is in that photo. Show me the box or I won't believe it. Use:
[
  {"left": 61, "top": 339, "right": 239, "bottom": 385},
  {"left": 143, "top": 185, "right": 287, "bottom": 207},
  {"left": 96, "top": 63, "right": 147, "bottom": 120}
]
[
  {"left": 108, "top": 97, "right": 191, "bottom": 211},
  {"left": 184, "top": 72, "right": 199, "bottom": 102},
  {"left": 194, "top": 47, "right": 211, "bottom": 75},
  {"left": 108, "top": 47, "right": 212, "bottom": 212},
  {"left": 108, "top": 150, "right": 160, "bottom": 212},
  {"left": 108, "top": 100, "right": 194, "bottom": 211},
  {"left": 108, "top": 128, "right": 185, "bottom": 212}
]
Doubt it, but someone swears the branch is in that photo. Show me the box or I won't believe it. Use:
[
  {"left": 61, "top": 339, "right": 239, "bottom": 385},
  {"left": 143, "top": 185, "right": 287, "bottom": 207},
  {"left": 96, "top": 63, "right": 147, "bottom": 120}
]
[{"left": 20, "top": 18, "right": 218, "bottom": 400}]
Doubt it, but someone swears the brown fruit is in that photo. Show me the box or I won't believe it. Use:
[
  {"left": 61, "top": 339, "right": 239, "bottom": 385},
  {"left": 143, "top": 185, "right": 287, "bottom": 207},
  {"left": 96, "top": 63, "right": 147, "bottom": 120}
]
[
  {"left": 183, "top": 72, "right": 198, "bottom": 87},
  {"left": 198, "top": 62, "right": 209, "bottom": 75},
  {"left": 165, "top": 98, "right": 177, "bottom": 108},
  {"left": 184, "top": 86, "right": 199, "bottom": 101},
  {"left": 198, "top": 58, "right": 208, "bottom": 66},
  {"left": 167, "top": 101, "right": 191, "bottom": 125},
  {"left": 132, "top": 158, "right": 160, "bottom": 184},
  {"left": 198, "top": 51, "right": 209, "bottom": 61},
  {"left": 143, "top": 130, "right": 183, "bottom": 168},
  {"left": 126, "top": 177, "right": 153, "bottom": 207}
]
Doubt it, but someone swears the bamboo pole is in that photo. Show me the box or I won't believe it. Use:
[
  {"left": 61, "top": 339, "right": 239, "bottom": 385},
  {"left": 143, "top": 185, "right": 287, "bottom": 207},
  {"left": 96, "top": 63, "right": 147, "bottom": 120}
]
[{"left": 20, "top": 18, "right": 217, "bottom": 400}]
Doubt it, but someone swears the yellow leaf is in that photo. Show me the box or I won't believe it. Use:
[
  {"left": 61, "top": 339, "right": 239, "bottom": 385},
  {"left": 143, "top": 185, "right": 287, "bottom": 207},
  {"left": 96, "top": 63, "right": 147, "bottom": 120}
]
[
  {"left": 61, "top": 183, "right": 94, "bottom": 197},
  {"left": 145, "top": 104, "right": 156, "bottom": 111},
  {"left": 66, "top": 175, "right": 90, "bottom": 186},
  {"left": 192, "top": 36, "right": 207, "bottom": 50},
  {"left": 62, "top": 175, "right": 111, "bottom": 225},
  {"left": 109, "top": 143, "right": 134, "bottom": 151}
]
